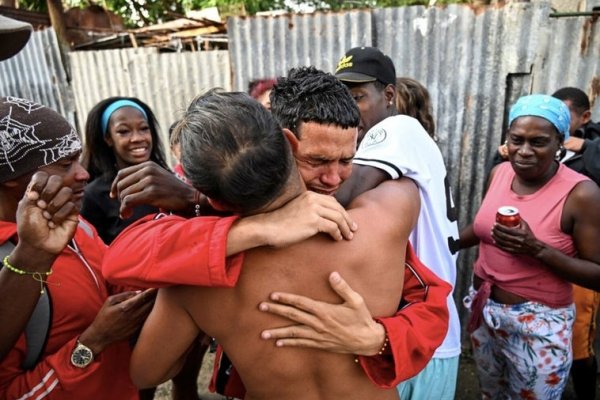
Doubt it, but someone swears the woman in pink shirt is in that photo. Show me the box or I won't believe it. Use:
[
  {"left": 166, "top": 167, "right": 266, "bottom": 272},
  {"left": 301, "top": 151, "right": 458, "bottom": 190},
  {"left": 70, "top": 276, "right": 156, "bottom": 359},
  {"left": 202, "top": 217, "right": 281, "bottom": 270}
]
[{"left": 460, "top": 94, "right": 600, "bottom": 399}]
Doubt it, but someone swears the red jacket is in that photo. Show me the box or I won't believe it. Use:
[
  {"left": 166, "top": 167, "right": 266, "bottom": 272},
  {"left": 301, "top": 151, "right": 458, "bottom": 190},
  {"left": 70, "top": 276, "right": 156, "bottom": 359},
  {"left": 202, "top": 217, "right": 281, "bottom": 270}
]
[
  {"left": 0, "top": 219, "right": 138, "bottom": 400},
  {"left": 103, "top": 214, "right": 450, "bottom": 389},
  {"left": 103, "top": 214, "right": 243, "bottom": 288},
  {"left": 357, "top": 243, "right": 451, "bottom": 387}
]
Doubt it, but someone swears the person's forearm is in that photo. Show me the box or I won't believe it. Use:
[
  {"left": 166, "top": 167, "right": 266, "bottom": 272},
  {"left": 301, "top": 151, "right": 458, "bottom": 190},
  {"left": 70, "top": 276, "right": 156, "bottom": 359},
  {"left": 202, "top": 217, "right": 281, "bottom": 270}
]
[
  {"left": 157, "top": 184, "right": 202, "bottom": 217},
  {"left": 336, "top": 165, "right": 388, "bottom": 208},
  {"left": 459, "top": 224, "right": 479, "bottom": 249},
  {"left": 133, "top": 348, "right": 188, "bottom": 389},
  {"left": 357, "top": 322, "right": 387, "bottom": 356},
  {"left": 535, "top": 244, "right": 600, "bottom": 290},
  {"left": 0, "top": 244, "right": 57, "bottom": 358},
  {"left": 225, "top": 215, "right": 267, "bottom": 256},
  {"left": 0, "top": 336, "right": 101, "bottom": 399},
  {"left": 78, "top": 325, "right": 111, "bottom": 356}
]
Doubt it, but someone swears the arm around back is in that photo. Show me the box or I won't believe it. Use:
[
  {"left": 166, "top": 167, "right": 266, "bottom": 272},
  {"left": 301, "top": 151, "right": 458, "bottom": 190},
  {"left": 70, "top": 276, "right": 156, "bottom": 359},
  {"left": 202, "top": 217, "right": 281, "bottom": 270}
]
[
  {"left": 103, "top": 214, "right": 244, "bottom": 288},
  {"left": 360, "top": 243, "right": 451, "bottom": 387},
  {"left": 335, "top": 164, "right": 390, "bottom": 208}
]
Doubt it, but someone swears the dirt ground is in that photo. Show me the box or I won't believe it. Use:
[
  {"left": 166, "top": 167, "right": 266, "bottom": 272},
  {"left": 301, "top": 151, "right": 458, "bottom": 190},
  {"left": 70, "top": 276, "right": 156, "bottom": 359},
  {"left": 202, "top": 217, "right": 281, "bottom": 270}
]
[{"left": 154, "top": 350, "right": 599, "bottom": 400}]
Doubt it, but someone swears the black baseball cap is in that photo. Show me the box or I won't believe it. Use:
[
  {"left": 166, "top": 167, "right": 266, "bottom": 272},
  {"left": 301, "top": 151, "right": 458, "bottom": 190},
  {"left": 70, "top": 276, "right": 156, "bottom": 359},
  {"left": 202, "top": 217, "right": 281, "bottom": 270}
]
[
  {"left": 0, "top": 15, "right": 32, "bottom": 61},
  {"left": 335, "top": 46, "right": 396, "bottom": 86}
]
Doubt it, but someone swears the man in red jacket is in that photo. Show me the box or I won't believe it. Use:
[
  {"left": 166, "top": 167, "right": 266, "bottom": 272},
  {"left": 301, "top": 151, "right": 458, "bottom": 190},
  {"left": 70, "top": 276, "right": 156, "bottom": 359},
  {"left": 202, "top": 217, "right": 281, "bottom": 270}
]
[{"left": 0, "top": 96, "right": 153, "bottom": 400}]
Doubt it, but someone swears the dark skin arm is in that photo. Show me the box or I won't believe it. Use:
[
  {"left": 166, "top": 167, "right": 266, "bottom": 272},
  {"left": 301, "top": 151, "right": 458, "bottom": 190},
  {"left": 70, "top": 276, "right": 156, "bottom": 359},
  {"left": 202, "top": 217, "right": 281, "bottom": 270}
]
[
  {"left": 0, "top": 172, "right": 78, "bottom": 359},
  {"left": 459, "top": 165, "right": 499, "bottom": 250},
  {"left": 459, "top": 224, "right": 479, "bottom": 249},
  {"left": 78, "top": 288, "right": 156, "bottom": 356},
  {"left": 335, "top": 164, "right": 390, "bottom": 207},
  {"left": 0, "top": 172, "right": 156, "bottom": 360},
  {"left": 110, "top": 161, "right": 202, "bottom": 219}
]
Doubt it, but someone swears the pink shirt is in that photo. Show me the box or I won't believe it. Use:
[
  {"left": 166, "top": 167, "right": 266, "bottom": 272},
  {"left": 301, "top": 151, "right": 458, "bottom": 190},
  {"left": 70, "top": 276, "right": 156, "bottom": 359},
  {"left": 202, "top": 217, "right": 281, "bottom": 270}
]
[{"left": 473, "top": 162, "right": 588, "bottom": 307}]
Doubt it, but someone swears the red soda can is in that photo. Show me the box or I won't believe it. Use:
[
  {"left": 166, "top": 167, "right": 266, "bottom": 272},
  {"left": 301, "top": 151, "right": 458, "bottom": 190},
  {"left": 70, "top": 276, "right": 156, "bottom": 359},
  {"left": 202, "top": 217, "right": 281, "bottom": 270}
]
[{"left": 496, "top": 206, "right": 521, "bottom": 227}]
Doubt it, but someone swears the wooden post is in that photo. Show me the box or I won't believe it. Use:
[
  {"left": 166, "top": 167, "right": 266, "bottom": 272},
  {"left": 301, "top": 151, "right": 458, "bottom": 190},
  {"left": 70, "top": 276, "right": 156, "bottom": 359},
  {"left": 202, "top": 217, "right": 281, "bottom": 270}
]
[{"left": 46, "top": 0, "right": 72, "bottom": 77}]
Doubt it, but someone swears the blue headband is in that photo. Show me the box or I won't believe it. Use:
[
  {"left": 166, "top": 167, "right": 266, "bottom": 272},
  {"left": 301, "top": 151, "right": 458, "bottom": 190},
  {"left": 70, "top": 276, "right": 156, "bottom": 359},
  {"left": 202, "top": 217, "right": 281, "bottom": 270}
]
[
  {"left": 100, "top": 99, "right": 148, "bottom": 136},
  {"left": 508, "top": 94, "right": 570, "bottom": 140}
]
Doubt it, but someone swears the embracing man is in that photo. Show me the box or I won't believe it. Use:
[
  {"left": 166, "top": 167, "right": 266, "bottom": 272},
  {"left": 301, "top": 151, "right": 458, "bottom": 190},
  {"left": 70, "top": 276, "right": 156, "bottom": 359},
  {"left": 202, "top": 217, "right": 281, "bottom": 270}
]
[
  {"left": 130, "top": 88, "right": 418, "bottom": 399},
  {"left": 103, "top": 68, "right": 451, "bottom": 394}
]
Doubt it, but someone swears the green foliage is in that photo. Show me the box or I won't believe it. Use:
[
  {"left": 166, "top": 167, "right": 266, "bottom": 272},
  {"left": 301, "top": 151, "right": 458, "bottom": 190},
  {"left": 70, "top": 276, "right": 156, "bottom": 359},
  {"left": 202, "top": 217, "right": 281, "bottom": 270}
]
[
  {"left": 192, "top": 0, "right": 287, "bottom": 15},
  {"left": 106, "top": 0, "right": 185, "bottom": 27},
  {"left": 20, "top": 0, "right": 471, "bottom": 28},
  {"left": 18, "top": 0, "right": 47, "bottom": 12}
]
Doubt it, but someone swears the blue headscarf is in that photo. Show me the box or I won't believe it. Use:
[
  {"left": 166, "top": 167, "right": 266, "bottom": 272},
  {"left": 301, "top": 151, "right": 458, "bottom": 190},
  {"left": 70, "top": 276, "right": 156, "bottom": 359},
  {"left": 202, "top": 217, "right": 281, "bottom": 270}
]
[{"left": 508, "top": 94, "right": 570, "bottom": 140}]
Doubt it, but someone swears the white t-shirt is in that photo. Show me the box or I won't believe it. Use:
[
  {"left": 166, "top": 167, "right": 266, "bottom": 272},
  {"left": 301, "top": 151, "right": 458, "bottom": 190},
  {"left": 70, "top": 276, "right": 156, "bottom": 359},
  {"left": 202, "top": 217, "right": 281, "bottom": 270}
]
[{"left": 354, "top": 115, "right": 461, "bottom": 358}]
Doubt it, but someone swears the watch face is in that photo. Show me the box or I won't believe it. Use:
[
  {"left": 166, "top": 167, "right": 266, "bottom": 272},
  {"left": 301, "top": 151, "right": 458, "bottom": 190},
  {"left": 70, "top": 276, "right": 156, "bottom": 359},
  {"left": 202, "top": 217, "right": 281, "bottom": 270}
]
[{"left": 71, "top": 345, "right": 93, "bottom": 368}]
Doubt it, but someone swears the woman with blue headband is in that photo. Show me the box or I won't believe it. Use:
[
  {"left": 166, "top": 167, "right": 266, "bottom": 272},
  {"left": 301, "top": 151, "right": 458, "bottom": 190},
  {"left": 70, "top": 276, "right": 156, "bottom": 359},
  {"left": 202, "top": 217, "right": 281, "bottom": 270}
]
[
  {"left": 460, "top": 94, "right": 600, "bottom": 399},
  {"left": 81, "top": 97, "right": 169, "bottom": 245}
]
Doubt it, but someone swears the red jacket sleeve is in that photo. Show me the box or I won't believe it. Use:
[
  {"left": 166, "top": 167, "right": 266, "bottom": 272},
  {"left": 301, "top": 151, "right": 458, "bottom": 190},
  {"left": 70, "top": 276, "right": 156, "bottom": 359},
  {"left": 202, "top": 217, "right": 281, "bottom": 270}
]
[
  {"left": 356, "top": 243, "right": 451, "bottom": 388},
  {"left": 0, "top": 337, "right": 136, "bottom": 400},
  {"left": 102, "top": 214, "right": 244, "bottom": 288}
]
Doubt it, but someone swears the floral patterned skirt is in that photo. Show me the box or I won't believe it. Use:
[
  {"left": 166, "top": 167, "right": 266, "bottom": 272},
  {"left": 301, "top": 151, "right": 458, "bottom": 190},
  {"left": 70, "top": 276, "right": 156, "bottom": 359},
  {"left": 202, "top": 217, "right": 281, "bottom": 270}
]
[{"left": 464, "top": 287, "right": 575, "bottom": 400}]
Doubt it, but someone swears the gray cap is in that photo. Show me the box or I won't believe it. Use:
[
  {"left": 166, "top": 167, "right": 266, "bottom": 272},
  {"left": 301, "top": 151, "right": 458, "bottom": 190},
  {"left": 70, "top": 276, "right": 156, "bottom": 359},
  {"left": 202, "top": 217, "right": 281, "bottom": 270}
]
[{"left": 0, "top": 15, "right": 33, "bottom": 61}]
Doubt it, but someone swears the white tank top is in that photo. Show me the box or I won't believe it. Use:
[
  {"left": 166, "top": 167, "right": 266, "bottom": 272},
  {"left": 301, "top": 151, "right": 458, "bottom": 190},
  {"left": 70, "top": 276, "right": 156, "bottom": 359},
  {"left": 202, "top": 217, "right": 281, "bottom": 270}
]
[{"left": 354, "top": 115, "right": 461, "bottom": 358}]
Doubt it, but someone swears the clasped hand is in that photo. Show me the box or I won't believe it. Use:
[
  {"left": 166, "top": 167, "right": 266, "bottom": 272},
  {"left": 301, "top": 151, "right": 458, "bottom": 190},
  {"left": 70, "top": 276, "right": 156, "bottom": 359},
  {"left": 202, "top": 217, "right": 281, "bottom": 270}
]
[
  {"left": 110, "top": 161, "right": 195, "bottom": 219},
  {"left": 16, "top": 171, "right": 79, "bottom": 255},
  {"left": 80, "top": 289, "right": 157, "bottom": 355},
  {"left": 492, "top": 219, "right": 544, "bottom": 257}
]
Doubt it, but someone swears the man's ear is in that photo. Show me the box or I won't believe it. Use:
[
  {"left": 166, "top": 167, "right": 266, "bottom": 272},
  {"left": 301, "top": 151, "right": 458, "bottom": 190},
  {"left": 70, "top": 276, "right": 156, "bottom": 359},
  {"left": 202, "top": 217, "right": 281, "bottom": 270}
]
[
  {"left": 581, "top": 110, "right": 592, "bottom": 125},
  {"left": 282, "top": 128, "right": 299, "bottom": 153},
  {"left": 385, "top": 84, "right": 396, "bottom": 107}
]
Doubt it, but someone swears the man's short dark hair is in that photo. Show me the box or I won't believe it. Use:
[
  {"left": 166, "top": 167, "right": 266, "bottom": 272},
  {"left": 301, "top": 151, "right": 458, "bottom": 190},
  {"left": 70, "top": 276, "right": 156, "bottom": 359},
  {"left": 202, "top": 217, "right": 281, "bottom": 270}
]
[
  {"left": 270, "top": 66, "right": 360, "bottom": 138},
  {"left": 179, "top": 90, "right": 293, "bottom": 215},
  {"left": 552, "top": 87, "right": 590, "bottom": 114}
]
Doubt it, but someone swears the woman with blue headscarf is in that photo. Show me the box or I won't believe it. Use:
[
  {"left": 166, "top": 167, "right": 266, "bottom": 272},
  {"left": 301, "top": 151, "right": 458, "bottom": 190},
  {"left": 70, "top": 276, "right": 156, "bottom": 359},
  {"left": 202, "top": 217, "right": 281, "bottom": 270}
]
[{"left": 460, "top": 94, "right": 600, "bottom": 399}]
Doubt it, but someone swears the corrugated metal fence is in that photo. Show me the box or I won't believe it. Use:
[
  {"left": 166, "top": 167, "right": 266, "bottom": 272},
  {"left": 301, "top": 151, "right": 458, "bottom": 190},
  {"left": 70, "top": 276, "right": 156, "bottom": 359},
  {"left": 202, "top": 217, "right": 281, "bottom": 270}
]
[
  {"left": 0, "top": 28, "right": 73, "bottom": 124},
  {"left": 69, "top": 48, "right": 231, "bottom": 151},
  {"left": 1, "top": 1, "right": 599, "bottom": 340}
]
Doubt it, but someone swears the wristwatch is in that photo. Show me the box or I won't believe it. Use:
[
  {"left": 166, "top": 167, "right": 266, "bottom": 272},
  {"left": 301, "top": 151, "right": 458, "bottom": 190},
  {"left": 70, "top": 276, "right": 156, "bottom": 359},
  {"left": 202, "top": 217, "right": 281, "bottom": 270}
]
[{"left": 70, "top": 340, "right": 94, "bottom": 368}]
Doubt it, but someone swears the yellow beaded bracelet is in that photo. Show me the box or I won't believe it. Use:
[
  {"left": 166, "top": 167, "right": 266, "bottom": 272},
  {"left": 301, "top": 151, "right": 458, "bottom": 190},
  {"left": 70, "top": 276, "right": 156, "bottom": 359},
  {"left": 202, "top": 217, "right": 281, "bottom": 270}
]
[
  {"left": 354, "top": 334, "right": 389, "bottom": 363},
  {"left": 3, "top": 255, "right": 53, "bottom": 295}
]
